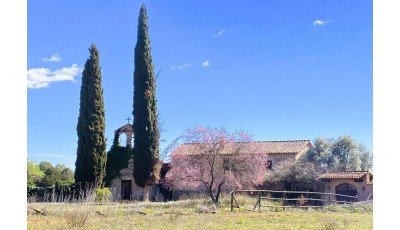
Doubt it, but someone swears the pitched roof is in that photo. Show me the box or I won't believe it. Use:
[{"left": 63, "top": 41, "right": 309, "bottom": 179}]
[
  {"left": 172, "top": 140, "right": 312, "bottom": 155},
  {"left": 115, "top": 123, "right": 133, "bottom": 134},
  {"left": 320, "top": 171, "right": 372, "bottom": 179}
]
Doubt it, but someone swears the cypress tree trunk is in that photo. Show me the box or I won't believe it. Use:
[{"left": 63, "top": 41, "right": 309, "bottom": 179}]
[
  {"left": 132, "top": 5, "right": 160, "bottom": 202},
  {"left": 75, "top": 44, "right": 107, "bottom": 191}
]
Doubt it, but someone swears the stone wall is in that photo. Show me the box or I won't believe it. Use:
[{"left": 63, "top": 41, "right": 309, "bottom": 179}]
[
  {"left": 110, "top": 159, "right": 158, "bottom": 201},
  {"left": 267, "top": 153, "right": 298, "bottom": 169}
]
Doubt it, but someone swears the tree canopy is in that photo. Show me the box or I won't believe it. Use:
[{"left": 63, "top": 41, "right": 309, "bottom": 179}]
[
  {"left": 304, "top": 136, "right": 373, "bottom": 171},
  {"left": 27, "top": 160, "right": 74, "bottom": 188},
  {"left": 265, "top": 159, "right": 321, "bottom": 192},
  {"left": 28, "top": 160, "right": 45, "bottom": 187},
  {"left": 75, "top": 44, "right": 107, "bottom": 189},
  {"left": 132, "top": 5, "right": 161, "bottom": 201},
  {"left": 166, "top": 126, "right": 267, "bottom": 203}
]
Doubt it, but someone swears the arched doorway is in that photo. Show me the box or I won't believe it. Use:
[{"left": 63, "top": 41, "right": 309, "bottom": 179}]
[{"left": 335, "top": 183, "right": 357, "bottom": 202}]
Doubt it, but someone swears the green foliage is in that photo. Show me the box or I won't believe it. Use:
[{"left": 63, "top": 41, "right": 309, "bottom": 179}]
[
  {"left": 55, "top": 179, "right": 75, "bottom": 190},
  {"left": 359, "top": 145, "right": 373, "bottom": 171},
  {"left": 132, "top": 5, "right": 160, "bottom": 189},
  {"left": 27, "top": 161, "right": 75, "bottom": 198},
  {"left": 265, "top": 160, "right": 321, "bottom": 191},
  {"left": 39, "top": 161, "right": 53, "bottom": 173},
  {"left": 27, "top": 160, "right": 45, "bottom": 187},
  {"left": 331, "top": 136, "right": 359, "bottom": 171},
  {"left": 305, "top": 137, "right": 334, "bottom": 167},
  {"left": 40, "top": 166, "right": 60, "bottom": 187},
  {"left": 95, "top": 187, "right": 112, "bottom": 203},
  {"left": 75, "top": 44, "right": 107, "bottom": 189},
  {"left": 304, "top": 136, "right": 373, "bottom": 171},
  {"left": 39, "top": 163, "right": 75, "bottom": 187},
  {"left": 104, "top": 135, "right": 133, "bottom": 186}
]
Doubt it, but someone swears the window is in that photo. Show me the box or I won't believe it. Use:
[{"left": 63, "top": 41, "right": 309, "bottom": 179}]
[
  {"left": 222, "top": 158, "right": 238, "bottom": 172},
  {"left": 223, "top": 159, "right": 230, "bottom": 170},
  {"left": 266, "top": 160, "right": 272, "bottom": 169}
]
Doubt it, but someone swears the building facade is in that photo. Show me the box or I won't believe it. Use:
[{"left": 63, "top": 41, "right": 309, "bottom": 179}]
[
  {"left": 169, "top": 140, "right": 313, "bottom": 198},
  {"left": 320, "top": 171, "right": 373, "bottom": 203}
]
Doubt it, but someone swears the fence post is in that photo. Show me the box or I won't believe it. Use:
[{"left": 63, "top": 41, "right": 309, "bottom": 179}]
[
  {"left": 258, "top": 191, "right": 261, "bottom": 212},
  {"left": 230, "top": 190, "right": 234, "bottom": 211},
  {"left": 283, "top": 190, "right": 286, "bottom": 211},
  {"left": 328, "top": 194, "right": 331, "bottom": 206}
]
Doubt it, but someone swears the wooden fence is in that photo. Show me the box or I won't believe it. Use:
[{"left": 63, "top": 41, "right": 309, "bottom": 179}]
[{"left": 230, "top": 189, "right": 358, "bottom": 211}]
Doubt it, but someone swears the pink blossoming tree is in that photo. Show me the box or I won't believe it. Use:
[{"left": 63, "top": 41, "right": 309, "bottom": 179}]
[{"left": 165, "top": 126, "right": 268, "bottom": 203}]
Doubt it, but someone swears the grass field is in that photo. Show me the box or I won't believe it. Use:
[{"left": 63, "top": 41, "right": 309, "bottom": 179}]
[{"left": 27, "top": 196, "right": 373, "bottom": 230}]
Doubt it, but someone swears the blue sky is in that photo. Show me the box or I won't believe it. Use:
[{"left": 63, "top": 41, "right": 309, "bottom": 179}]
[{"left": 27, "top": 0, "right": 372, "bottom": 169}]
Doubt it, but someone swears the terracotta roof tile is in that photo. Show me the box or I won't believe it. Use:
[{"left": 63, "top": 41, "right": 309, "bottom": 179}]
[
  {"left": 172, "top": 140, "right": 312, "bottom": 155},
  {"left": 320, "top": 171, "right": 372, "bottom": 179}
]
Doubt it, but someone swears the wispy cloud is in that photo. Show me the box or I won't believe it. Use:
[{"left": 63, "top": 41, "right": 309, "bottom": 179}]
[
  {"left": 27, "top": 64, "right": 81, "bottom": 89},
  {"left": 312, "top": 19, "right": 332, "bottom": 27},
  {"left": 171, "top": 62, "right": 195, "bottom": 71},
  {"left": 42, "top": 54, "right": 61, "bottom": 62},
  {"left": 28, "top": 153, "right": 69, "bottom": 159},
  {"left": 202, "top": 60, "right": 210, "bottom": 67},
  {"left": 213, "top": 28, "right": 225, "bottom": 37}
]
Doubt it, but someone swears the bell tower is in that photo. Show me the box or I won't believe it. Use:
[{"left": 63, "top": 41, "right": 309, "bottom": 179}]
[{"left": 114, "top": 117, "right": 134, "bottom": 147}]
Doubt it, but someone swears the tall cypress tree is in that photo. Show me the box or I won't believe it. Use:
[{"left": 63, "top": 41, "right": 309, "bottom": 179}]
[
  {"left": 133, "top": 5, "right": 160, "bottom": 201},
  {"left": 75, "top": 44, "right": 107, "bottom": 190}
]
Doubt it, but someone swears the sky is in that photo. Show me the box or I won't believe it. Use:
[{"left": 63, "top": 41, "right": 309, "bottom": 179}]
[{"left": 27, "top": 0, "right": 372, "bottom": 169}]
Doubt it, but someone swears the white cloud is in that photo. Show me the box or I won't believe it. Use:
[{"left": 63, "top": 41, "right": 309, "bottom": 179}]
[
  {"left": 202, "top": 60, "right": 210, "bottom": 67},
  {"left": 27, "top": 64, "right": 81, "bottom": 89},
  {"left": 171, "top": 62, "right": 195, "bottom": 71},
  {"left": 312, "top": 19, "right": 332, "bottom": 26},
  {"left": 28, "top": 153, "right": 68, "bottom": 159},
  {"left": 42, "top": 54, "right": 61, "bottom": 62},
  {"left": 213, "top": 28, "right": 225, "bottom": 37}
]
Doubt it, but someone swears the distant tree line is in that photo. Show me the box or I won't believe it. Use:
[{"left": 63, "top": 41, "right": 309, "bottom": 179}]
[
  {"left": 27, "top": 160, "right": 75, "bottom": 201},
  {"left": 304, "top": 135, "right": 372, "bottom": 171}
]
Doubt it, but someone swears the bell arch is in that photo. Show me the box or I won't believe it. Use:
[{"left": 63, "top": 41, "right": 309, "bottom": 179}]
[{"left": 114, "top": 123, "right": 134, "bottom": 148}]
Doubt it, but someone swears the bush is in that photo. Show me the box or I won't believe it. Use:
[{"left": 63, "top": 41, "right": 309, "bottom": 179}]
[
  {"left": 64, "top": 209, "right": 90, "bottom": 228},
  {"left": 265, "top": 159, "right": 321, "bottom": 192},
  {"left": 95, "top": 188, "right": 112, "bottom": 203}
]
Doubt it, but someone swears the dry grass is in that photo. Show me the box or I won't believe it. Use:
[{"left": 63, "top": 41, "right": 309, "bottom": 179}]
[
  {"left": 27, "top": 195, "right": 372, "bottom": 230},
  {"left": 64, "top": 209, "right": 91, "bottom": 228}
]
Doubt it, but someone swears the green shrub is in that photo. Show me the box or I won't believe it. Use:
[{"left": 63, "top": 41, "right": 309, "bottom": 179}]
[{"left": 95, "top": 188, "right": 112, "bottom": 203}]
